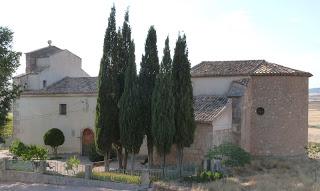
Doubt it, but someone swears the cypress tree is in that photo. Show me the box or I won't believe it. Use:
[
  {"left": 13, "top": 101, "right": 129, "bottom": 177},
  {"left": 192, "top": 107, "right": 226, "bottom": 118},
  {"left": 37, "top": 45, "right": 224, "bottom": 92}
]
[
  {"left": 139, "top": 26, "right": 160, "bottom": 167},
  {"left": 151, "top": 37, "right": 175, "bottom": 176},
  {"left": 95, "top": 5, "right": 119, "bottom": 171},
  {"left": 119, "top": 41, "right": 144, "bottom": 172},
  {"left": 114, "top": 9, "right": 132, "bottom": 170},
  {"left": 172, "top": 34, "right": 196, "bottom": 176}
]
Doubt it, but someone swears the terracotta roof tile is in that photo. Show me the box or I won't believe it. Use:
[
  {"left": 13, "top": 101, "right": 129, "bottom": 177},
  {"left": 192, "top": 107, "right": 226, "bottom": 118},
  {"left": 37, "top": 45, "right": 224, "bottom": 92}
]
[
  {"left": 191, "top": 60, "right": 312, "bottom": 77},
  {"left": 193, "top": 96, "right": 229, "bottom": 123}
]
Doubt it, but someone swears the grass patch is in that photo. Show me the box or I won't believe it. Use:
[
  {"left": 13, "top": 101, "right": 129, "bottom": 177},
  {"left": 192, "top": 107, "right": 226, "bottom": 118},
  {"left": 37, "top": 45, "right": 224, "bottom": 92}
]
[
  {"left": 0, "top": 113, "right": 13, "bottom": 138},
  {"left": 76, "top": 171, "right": 141, "bottom": 184}
]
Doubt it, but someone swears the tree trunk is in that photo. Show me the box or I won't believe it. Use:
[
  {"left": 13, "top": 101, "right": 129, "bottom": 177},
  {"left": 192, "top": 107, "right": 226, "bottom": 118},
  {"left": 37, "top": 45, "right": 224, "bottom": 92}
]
[
  {"left": 53, "top": 147, "right": 58, "bottom": 158},
  {"left": 116, "top": 146, "right": 123, "bottom": 170},
  {"left": 131, "top": 153, "right": 135, "bottom": 174},
  {"left": 177, "top": 146, "right": 184, "bottom": 177},
  {"left": 147, "top": 135, "right": 153, "bottom": 168},
  {"left": 123, "top": 149, "right": 128, "bottom": 170},
  {"left": 104, "top": 152, "right": 110, "bottom": 172},
  {"left": 162, "top": 154, "right": 166, "bottom": 177}
]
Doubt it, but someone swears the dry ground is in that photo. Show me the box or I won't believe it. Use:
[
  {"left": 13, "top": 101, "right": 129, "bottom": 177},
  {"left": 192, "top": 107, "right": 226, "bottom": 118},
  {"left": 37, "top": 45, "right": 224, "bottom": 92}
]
[
  {"left": 0, "top": 182, "right": 116, "bottom": 191},
  {"left": 309, "top": 95, "right": 320, "bottom": 128}
]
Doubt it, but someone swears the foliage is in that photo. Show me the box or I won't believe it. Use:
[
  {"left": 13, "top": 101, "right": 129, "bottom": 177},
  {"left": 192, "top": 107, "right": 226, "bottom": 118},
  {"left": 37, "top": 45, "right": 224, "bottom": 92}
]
[
  {"left": 77, "top": 171, "right": 141, "bottom": 184},
  {"left": 184, "top": 170, "right": 223, "bottom": 183},
  {"left": 20, "top": 145, "right": 48, "bottom": 161},
  {"left": 0, "top": 27, "right": 21, "bottom": 128},
  {"left": 89, "top": 144, "right": 104, "bottom": 162},
  {"left": 95, "top": 5, "right": 120, "bottom": 169},
  {"left": 10, "top": 140, "right": 47, "bottom": 161},
  {"left": 151, "top": 37, "right": 175, "bottom": 173},
  {"left": 306, "top": 142, "right": 320, "bottom": 159},
  {"left": 0, "top": 113, "right": 13, "bottom": 139},
  {"left": 172, "top": 34, "right": 195, "bottom": 175},
  {"left": 43, "top": 128, "right": 65, "bottom": 156},
  {"left": 65, "top": 155, "right": 80, "bottom": 175},
  {"left": 207, "top": 143, "right": 251, "bottom": 167},
  {"left": 139, "top": 26, "right": 160, "bottom": 166},
  {"left": 9, "top": 139, "right": 27, "bottom": 157}
]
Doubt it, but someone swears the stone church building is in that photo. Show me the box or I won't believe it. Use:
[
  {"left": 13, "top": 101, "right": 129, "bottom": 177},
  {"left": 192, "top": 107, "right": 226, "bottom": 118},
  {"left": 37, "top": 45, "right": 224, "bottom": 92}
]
[{"left": 13, "top": 44, "right": 312, "bottom": 164}]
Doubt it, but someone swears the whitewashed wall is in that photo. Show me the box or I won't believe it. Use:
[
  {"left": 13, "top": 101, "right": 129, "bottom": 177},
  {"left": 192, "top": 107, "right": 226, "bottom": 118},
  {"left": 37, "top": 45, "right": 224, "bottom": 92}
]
[
  {"left": 192, "top": 76, "right": 244, "bottom": 96},
  {"left": 13, "top": 94, "right": 97, "bottom": 154}
]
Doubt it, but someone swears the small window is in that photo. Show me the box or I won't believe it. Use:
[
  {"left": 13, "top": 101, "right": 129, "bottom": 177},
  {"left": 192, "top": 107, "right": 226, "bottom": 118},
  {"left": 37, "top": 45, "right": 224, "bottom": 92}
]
[
  {"left": 24, "top": 83, "right": 28, "bottom": 89},
  {"left": 59, "top": 104, "right": 67, "bottom": 115},
  {"left": 256, "top": 107, "right": 265, "bottom": 115},
  {"left": 43, "top": 80, "right": 47, "bottom": 88}
]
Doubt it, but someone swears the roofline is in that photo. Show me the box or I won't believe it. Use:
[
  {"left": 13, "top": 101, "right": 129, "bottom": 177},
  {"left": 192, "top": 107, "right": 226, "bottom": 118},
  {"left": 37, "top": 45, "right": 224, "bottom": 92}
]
[
  {"left": 20, "top": 92, "right": 97, "bottom": 97},
  {"left": 191, "top": 73, "right": 313, "bottom": 78}
]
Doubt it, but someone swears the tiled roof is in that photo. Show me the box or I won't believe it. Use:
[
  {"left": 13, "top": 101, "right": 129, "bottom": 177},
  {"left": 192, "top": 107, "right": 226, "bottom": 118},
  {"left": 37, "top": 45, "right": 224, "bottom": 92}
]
[
  {"left": 227, "top": 78, "right": 250, "bottom": 97},
  {"left": 193, "top": 96, "right": 229, "bottom": 123},
  {"left": 191, "top": 60, "right": 312, "bottom": 77},
  {"left": 22, "top": 77, "right": 98, "bottom": 95},
  {"left": 26, "top": 46, "right": 62, "bottom": 58}
]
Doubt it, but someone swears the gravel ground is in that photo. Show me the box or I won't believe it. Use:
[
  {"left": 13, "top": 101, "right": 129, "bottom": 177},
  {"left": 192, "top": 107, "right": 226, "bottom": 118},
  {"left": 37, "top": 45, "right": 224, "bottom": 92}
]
[{"left": 0, "top": 182, "right": 121, "bottom": 191}]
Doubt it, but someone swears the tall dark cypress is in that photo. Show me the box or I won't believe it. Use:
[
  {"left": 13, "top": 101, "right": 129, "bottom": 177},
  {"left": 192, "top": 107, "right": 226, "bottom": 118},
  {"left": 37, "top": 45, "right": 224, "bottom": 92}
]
[
  {"left": 119, "top": 41, "right": 144, "bottom": 172},
  {"left": 139, "top": 26, "right": 160, "bottom": 167},
  {"left": 114, "top": 9, "right": 132, "bottom": 170},
  {"left": 172, "top": 34, "right": 196, "bottom": 176},
  {"left": 95, "top": 5, "right": 119, "bottom": 172},
  {"left": 151, "top": 37, "right": 175, "bottom": 176}
]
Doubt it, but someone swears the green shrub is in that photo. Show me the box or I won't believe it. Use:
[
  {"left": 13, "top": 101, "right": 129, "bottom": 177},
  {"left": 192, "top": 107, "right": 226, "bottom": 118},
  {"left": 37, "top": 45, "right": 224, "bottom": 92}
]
[
  {"left": 43, "top": 128, "right": 65, "bottom": 157},
  {"left": 9, "top": 139, "right": 28, "bottom": 157},
  {"left": 65, "top": 156, "right": 80, "bottom": 175},
  {"left": 76, "top": 171, "right": 141, "bottom": 184},
  {"left": 88, "top": 144, "right": 104, "bottom": 162},
  {"left": 21, "top": 145, "right": 48, "bottom": 161},
  {"left": 207, "top": 143, "right": 251, "bottom": 167},
  {"left": 184, "top": 170, "right": 223, "bottom": 182}
]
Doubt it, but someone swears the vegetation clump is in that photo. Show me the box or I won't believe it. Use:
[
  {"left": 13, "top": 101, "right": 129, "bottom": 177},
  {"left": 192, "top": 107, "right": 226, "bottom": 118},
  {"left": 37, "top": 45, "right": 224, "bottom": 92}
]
[
  {"left": 76, "top": 171, "right": 141, "bottom": 184},
  {"left": 43, "top": 128, "right": 65, "bottom": 157},
  {"left": 207, "top": 143, "right": 251, "bottom": 167}
]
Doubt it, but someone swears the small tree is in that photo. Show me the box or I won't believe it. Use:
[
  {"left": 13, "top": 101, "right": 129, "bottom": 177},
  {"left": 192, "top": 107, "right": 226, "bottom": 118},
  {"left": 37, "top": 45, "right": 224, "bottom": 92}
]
[{"left": 43, "top": 128, "right": 65, "bottom": 157}]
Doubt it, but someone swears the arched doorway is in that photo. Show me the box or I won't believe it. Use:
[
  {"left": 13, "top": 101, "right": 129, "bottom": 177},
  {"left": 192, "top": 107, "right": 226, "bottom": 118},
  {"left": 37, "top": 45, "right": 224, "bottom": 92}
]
[{"left": 82, "top": 128, "right": 94, "bottom": 156}]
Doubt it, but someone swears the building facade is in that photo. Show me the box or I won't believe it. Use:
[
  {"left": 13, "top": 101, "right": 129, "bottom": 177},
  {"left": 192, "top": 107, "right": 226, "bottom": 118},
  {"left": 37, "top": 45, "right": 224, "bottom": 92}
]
[{"left": 13, "top": 45, "right": 312, "bottom": 164}]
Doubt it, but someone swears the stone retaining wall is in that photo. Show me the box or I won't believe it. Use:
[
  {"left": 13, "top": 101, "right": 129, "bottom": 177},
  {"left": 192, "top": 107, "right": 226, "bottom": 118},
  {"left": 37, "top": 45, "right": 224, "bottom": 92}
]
[{"left": 0, "top": 170, "right": 140, "bottom": 190}]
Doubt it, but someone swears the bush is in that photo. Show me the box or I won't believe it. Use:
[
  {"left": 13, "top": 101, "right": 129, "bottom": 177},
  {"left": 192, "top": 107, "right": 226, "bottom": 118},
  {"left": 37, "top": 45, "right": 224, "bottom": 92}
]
[
  {"left": 21, "top": 145, "right": 48, "bottom": 161},
  {"left": 76, "top": 171, "right": 141, "bottom": 184},
  {"left": 9, "top": 139, "right": 28, "bottom": 157},
  {"left": 88, "top": 144, "right": 104, "bottom": 162},
  {"left": 9, "top": 140, "right": 47, "bottom": 161},
  {"left": 184, "top": 170, "right": 223, "bottom": 182},
  {"left": 43, "top": 128, "right": 65, "bottom": 157},
  {"left": 65, "top": 156, "right": 80, "bottom": 175},
  {"left": 207, "top": 143, "right": 251, "bottom": 167}
]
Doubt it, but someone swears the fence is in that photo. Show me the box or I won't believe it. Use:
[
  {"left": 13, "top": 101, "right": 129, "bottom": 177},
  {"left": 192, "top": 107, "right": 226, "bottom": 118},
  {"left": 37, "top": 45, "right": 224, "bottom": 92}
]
[{"left": 4, "top": 158, "right": 200, "bottom": 184}]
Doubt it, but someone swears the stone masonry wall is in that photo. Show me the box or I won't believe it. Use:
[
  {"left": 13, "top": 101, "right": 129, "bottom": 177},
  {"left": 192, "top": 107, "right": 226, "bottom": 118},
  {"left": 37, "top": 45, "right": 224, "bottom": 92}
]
[
  {"left": 249, "top": 76, "right": 309, "bottom": 156},
  {"left": 153, "top": 123, "right": 234, "bottom": 166}
]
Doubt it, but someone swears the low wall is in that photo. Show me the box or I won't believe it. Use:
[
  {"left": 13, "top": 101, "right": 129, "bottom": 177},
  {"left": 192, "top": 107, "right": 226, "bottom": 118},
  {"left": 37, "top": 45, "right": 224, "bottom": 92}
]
[{"left": 0, "top": 170, "right": 140, "bottom": 190}]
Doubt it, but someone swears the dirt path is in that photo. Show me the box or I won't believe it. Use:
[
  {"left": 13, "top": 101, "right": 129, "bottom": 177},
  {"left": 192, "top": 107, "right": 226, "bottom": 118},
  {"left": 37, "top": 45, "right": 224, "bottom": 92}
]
[
  {"left": 309, "top": 128, "right": 320, "bottom": 143},
  {"left": 0, "top": 182, "right": 121, "bottom": 191}
]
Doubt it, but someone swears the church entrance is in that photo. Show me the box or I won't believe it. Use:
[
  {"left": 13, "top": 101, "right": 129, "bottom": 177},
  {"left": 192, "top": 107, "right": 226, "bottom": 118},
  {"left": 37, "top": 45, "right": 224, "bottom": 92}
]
[{"left": 82, "top": 128, "right": 94, "bottom": 156}]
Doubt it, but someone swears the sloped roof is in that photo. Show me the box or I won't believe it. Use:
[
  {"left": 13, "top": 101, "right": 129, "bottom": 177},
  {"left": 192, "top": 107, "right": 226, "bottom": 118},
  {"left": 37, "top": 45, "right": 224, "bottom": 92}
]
[
  {"left": 26, "top": 46, "right": 62, "bottom": 58},
  {"left": 193, "top": 96, "right": 229, "bottom": 123},
  {"left": 22, "top": 77, "right": 98, "bottom": 95},
  {"left": 191, "top": 60, "right": 312, "bottom": 77}
]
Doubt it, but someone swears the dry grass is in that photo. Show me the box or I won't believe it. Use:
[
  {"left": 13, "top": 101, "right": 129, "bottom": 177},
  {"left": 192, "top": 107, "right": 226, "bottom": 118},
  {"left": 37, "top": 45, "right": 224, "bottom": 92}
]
[
  {"left": 309, "top": 97, "right": 320, "bottom": 128},
  {"left": 192, "top": 158, "right": 320, "bottom": 191}
]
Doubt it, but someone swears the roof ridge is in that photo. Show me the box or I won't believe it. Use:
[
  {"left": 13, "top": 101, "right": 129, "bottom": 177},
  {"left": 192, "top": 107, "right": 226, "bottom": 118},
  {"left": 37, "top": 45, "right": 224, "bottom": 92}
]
[{"left": 249, "top": 60, "right": 266, "bottom": 74}]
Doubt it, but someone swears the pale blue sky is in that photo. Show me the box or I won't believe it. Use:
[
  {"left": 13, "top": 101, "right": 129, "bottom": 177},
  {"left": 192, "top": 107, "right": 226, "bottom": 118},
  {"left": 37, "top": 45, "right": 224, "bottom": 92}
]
[{"left": 0, "top": 0, "right": 319, "bottom": 88}]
